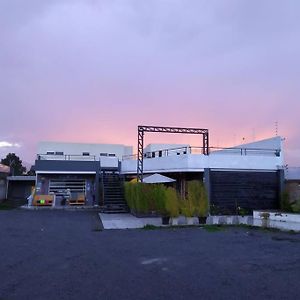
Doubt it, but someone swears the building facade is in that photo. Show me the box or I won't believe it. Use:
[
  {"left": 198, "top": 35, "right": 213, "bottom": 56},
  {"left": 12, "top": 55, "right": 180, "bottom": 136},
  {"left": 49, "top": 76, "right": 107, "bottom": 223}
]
[
  {"left": 33, "top": 137, "right": 285, "bottom": 214},
  {"left": 34, "top": 142, "right": 133, "bottom": 211}
]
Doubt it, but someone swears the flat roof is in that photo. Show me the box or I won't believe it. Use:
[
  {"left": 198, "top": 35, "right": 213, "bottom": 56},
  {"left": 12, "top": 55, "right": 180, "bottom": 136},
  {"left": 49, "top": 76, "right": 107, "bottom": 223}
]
[{"left": 7, "top": 176, "right": 36, "bottom": 181}]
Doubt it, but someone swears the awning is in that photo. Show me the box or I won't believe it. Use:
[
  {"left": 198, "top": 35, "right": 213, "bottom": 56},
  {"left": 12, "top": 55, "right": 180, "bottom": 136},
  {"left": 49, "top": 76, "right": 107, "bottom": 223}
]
[{"left": 143, "top": 173, "right": 176, "bottom": 184}]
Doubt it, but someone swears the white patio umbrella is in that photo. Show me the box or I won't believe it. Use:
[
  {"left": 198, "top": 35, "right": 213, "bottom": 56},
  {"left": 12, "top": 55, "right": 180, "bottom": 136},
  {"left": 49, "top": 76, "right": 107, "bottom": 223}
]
[{"left": 143, "top": 173, "right": 176, "bottom": 184}]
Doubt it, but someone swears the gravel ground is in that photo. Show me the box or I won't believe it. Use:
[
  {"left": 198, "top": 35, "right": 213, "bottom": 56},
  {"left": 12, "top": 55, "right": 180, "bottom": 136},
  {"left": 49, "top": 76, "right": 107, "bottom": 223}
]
[{"left": 1, "top": 210, "right": 300, "bottom": 300}]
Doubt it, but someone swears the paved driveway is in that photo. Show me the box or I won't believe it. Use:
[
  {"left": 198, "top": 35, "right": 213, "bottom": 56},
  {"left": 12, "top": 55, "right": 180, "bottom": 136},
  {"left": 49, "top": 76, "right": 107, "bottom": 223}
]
[{"left": 0, "top": 210, "right": 300, "bottom": 300}]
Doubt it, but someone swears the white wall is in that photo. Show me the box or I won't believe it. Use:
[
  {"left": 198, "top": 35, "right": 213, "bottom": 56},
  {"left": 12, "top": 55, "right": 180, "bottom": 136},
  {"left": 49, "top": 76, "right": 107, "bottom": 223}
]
[
  {"left": 232, "top": 136, "right": 282, "bottom": 150},
  {"left": 121, "top": 153, "right": 284, "bottom": 174},
  {"left": 38, "top": 141, "right": 133, "bottom": 160},
  {"left": 100, "top": 157, "right": 119, "bottom": 168}
]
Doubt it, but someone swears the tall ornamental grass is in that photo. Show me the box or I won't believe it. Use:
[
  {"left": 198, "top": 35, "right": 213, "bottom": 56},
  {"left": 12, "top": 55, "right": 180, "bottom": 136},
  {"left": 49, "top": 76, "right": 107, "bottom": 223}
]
[{"left": 124, "top": 180, "right": 208, "bottom": 217}]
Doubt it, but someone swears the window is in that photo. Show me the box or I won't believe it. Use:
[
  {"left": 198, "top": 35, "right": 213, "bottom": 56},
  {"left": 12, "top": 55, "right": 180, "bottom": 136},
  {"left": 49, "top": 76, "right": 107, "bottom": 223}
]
[
  {"left": 55, "top": 151, "right": 64, "bottom": 155},
  {"left": 100, "top": 153, "right": 108, "bottom": 156},
  {"left": 46, "top": 151, "right": 55, "bottom": 155},
  {"left": 82, "top": 152, "right": 90, "bottom": 156},
  {"left": 108, "top": 153, "right": 116, "bottom": 157}
]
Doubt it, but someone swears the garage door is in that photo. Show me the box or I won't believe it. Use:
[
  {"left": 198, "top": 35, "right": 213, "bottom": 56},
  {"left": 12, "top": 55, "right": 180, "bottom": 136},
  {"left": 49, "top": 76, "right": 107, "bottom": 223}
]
[{"left": 49, "top": 179, "right": 86, "bottom": 196}]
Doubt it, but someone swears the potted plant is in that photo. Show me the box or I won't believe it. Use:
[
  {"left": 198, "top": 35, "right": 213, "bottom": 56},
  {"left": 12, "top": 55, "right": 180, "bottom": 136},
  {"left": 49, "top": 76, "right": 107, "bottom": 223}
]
[
  {"left": 152, "top": 184, "right": 170, "bottom": 225},
  {"left": 197, "top": 184, "right": 208, "bottom": 224},
  {"left": 180, "top": 199, "right": 195, "bottom": 225},
  {"left": 188, "top": 181, "right": 208, "bottom": 224},
  {"left": 165, "top": 187, "right": 179, "bottom": 225}
]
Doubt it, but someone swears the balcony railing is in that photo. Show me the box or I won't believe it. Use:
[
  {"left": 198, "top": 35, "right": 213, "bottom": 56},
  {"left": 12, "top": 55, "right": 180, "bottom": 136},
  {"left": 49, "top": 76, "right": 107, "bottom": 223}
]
[
  {"left": 37, "top": 154, "right": 96, "bottom": 161},
  {"left": 122, "top": 146, "right": 281, "bottom": 160}
]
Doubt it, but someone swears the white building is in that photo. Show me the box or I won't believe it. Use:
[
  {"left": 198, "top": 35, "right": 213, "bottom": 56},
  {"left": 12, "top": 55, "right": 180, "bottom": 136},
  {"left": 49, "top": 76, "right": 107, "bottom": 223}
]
[{"left": 33, "top": 136, "right": 285, "bottom": 214}]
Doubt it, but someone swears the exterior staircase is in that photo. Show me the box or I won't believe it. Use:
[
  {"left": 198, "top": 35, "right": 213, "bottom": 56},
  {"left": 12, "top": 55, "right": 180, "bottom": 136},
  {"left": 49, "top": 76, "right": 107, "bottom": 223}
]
[{"left": 100, "top": 171, "right": 129, "bottom": 213}]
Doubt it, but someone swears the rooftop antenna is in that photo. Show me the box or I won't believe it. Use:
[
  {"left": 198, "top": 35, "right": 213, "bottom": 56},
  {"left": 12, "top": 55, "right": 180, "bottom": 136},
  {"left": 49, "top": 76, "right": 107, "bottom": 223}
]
[{"left": 275, "top": 121, "right": 278, "bottom": 136}]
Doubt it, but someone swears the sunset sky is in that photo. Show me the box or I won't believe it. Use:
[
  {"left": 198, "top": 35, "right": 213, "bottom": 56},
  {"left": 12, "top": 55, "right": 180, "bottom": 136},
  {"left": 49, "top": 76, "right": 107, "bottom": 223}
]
[{"left": 0, "top": 0, "right": 299, "bottom": 166}]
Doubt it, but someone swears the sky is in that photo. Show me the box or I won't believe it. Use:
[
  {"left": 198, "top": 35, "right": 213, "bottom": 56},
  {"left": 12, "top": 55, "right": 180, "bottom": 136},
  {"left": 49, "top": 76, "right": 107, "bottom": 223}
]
[{"left": 0, "top": 0, "right": 299, "bottom": 166}]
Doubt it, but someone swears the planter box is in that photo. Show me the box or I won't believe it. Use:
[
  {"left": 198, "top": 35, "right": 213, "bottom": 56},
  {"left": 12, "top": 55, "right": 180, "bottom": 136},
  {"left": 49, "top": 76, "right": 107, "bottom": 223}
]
[
  {"left": 171, "top": 218, "right": 179, "bottom": 226},
  {"left": 185, "top": 217, "right": 199, "bottom": 225},
  {"left": 206, "top": 215, "right": 252, "bottom": 225},
  {"left": 186, "top": 217, "right": 194, "bottom": 225},
  {"left": 238, "top": 216, "right": 253, "bottom": 225}
]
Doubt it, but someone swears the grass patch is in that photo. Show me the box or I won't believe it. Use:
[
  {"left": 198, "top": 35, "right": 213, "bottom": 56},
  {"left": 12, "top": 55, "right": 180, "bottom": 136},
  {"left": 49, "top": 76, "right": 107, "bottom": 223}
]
[
  {"left": 203, "top": 225, "right": 223, "bottom": 232},
  {"left": 142, "top": 224, "right": 159, "bottom": 230},
  {"left": 0, "top": 201, "right": 15, "bottom": 210},
  {"left": 92, "top": 227, "right": 103, "bottom": 232}
]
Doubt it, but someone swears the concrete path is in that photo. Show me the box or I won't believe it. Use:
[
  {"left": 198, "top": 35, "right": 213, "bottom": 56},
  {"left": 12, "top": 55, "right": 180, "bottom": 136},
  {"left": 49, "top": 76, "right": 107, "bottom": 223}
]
[{"left": 99, "top": 213, "right": 162, "bottom": 229}]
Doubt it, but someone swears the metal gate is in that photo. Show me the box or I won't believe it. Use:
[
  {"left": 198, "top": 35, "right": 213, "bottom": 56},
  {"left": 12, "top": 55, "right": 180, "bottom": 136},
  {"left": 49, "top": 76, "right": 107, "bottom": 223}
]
[{"left": 49, "top": 179, "right": 86, "bottom": 196}]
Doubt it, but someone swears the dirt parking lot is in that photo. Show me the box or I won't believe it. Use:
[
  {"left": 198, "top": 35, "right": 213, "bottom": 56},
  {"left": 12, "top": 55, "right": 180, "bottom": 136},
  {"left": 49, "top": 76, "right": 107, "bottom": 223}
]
[{"left": 1, "top": 210, "right": 300, "bottom": 300}]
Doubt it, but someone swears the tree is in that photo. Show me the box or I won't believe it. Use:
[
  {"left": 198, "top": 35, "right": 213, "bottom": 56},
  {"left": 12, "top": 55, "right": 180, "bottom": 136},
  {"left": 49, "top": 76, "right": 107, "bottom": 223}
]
[
  {"left": 1, "top": 153, "right": 26, "bottom": 176},
  {"left": 27, "top": 165, "right": 36, "bottom": 176}
]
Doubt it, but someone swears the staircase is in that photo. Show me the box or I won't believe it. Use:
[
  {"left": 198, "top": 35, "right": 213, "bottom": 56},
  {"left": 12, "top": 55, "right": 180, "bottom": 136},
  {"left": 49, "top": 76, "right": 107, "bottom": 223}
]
[{"left": 100, "top": 171, "right": 129, "bottom": 213}]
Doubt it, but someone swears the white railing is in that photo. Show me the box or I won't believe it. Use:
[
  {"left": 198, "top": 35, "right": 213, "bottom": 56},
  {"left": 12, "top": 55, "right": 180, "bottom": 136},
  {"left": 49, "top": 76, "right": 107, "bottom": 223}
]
[{"left": 122, "top": 146, "right": 281, "bottom": 160}]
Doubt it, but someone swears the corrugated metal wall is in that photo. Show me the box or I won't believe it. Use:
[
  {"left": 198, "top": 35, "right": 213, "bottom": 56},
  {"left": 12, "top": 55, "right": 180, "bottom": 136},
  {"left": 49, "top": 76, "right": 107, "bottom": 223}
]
[{"left": 210, "top": 170, "right": 279, "bottom": 214}]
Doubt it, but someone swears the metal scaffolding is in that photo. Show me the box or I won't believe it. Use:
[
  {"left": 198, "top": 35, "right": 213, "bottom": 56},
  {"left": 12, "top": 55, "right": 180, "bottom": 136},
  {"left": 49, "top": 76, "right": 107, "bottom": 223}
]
[{"left": 137, "top": 125, "right": 209, "bottom": 182}]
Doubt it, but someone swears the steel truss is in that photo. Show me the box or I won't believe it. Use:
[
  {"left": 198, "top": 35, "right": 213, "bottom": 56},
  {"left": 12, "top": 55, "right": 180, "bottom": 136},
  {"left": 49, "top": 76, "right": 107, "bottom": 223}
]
[{"left": 137, "top": 125, "right": 209, "bottom": 182}]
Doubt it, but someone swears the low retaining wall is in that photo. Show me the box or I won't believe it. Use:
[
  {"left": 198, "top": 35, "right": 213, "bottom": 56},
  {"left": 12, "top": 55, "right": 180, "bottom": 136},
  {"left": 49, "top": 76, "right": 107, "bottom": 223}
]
[
  {"left": 253, "top": 211, "right": 300, "bottom": 232},
  {"left": 206, "top": 212, "right": 300, "bottom": 232},
  {"left": 253, "top": 211, "right": 300, "bottom": 223},
  {"left": 206, "top": 215, "right": 253, "bottom": 226}
]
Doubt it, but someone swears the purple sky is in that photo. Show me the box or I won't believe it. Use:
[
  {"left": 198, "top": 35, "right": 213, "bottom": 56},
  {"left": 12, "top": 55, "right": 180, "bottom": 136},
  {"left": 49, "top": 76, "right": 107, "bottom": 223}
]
[{"left": 0, "top": 0, "right": 299, "bottom": 166}]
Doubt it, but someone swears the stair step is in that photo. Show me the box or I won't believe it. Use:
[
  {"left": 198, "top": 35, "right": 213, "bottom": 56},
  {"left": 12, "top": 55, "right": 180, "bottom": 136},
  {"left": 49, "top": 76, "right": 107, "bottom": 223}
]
[
  {"left": 101, "top": 173, "right": 127, "bottom": 213},
  {"left": 104, "top": 199, "right": 125, "bottom": 202},
  {"left": 104, "top": 201, "right": 127, "bottom": 206},
  {"left": 104, "top": 193, "right": 123, "bottom": 195}
]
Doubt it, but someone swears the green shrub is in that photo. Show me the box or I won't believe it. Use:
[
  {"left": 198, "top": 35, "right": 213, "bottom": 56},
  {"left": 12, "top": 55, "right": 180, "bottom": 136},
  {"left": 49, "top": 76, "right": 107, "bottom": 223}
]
[
  {"left": 153, "top": 184, "right": 167, "bottom": 214},
  {"left": 179, "top": 198, "right": 195, "bottom": 217},
  {"left": 124, "top": 182, "right": 134, "bottom": 210},
  {"left": 165, "top": 187, "right": 179, "bottom": 217},
  {"left": 280, "top": 190, "right": 293, "bottom": 212},
  {"left": 124, "top": 182, "right": 149, "bottom": 214},
  {"left": 237, "top": 207, "right": 250, "bottom": 216},
  {"left": 291, "top": 199, "right": 300, "bottom": 213},
  {"left": 135, "top": 183, "right": 149, "bottom": 214},
  {"left": 124, "top": 181, "right": 208, "bottom": 218},
  {"left": 187, "top": 180, "right": 208, "bottom": 217},
  {"left": 124, "top": 182, "right": 178, "bottom": 215}
]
